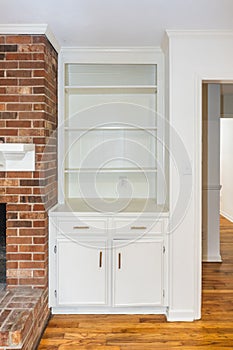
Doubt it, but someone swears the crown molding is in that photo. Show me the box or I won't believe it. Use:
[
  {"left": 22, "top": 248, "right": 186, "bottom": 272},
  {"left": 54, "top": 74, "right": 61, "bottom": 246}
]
[
  {"left": 61, "top": 46, "right": 162, "bottom": 53},
  {"left": 166, "top": 29, "right": 233, "bottom": 38},
  {"left": 0, "top": 24, "right": 60, "bottom": 52},
  {"left": 60, "top": 46, "right": 163, "bottom": 64}
]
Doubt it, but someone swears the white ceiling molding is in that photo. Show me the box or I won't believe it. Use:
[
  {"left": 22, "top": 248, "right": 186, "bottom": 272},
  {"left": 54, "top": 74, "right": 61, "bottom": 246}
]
[
  {"left": 166, "top": 29, "right": 233, "bottom": 38},
  {"left": 0, "top": 24, "right": 60, "bottom": 52},
  {"left": 60, "top": 46, "right": 163, "bottom": 64}
]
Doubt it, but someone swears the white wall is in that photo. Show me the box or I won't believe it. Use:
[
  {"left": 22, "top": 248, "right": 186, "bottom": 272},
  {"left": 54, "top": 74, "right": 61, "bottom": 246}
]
[
  {"left": 164, "top": 31, "right": 233, "bottom": 321},
  {"left": 220, "top": 118, "right": 233, "bottom": 222}
]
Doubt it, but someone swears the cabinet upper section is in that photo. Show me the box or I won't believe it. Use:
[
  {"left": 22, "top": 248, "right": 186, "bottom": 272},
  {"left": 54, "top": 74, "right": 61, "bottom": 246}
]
[
  {"left": 57, "top": 49, "right": 168, "bottom": 210},
  {"left": 65, "top": 64, "right": 157, "bottom": 88}
]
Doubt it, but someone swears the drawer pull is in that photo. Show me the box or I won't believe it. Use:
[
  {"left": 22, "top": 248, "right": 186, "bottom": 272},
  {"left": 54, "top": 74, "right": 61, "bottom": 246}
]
[
  {"left": 118, "top": 253, "right": 121, "bottom": 269},
  {"left": 130, "top": 226, "right": 147, "bottom": 230},
  {"left": 99, "top": 251, "right": 103, "bottom": 268},
  {"left": 73, "top": 226, "right": 90, "bottom": 230}
]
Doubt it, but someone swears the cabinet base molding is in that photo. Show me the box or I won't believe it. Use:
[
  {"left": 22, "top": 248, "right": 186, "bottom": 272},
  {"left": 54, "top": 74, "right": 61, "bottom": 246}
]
[
  {"left": 166, "top": 309, "right": 196, "bottom": 322},
  {"left": 51, "top": 306, "right": 168, "bottom": 315}
]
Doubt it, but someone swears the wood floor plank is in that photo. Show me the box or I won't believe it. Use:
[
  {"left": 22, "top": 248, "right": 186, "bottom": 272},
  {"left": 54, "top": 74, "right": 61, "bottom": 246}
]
[{"left": 37, "top": 216, "right": 233, "bottom": 349}]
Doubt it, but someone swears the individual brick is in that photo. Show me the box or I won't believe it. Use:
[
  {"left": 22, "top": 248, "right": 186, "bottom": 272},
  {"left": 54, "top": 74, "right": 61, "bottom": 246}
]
[
  {"left": 6, "top": 70, "right": 31, "bottom": 77},
  {"left": 6, "top": 53, "right": 32, "bottom": 60},
  {"left": 6, "top": 35, "right": 32, "bottom": 44},
  {"left": 6, "top": 103, "right": 32, "bottom": 111}
]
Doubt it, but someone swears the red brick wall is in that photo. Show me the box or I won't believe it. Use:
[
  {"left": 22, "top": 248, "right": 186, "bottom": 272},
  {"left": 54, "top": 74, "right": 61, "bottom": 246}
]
[{"left": 0, "top": 35, "right": 58, "bottom": 288}]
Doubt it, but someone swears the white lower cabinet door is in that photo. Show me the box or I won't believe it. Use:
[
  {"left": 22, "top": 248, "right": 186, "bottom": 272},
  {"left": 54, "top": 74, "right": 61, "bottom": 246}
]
[
  {"left": 57, "top": 239, "right": 107, "bottom": 306},
  {"left": 113, "top": 239, "right": 164, "bottom": 307}
]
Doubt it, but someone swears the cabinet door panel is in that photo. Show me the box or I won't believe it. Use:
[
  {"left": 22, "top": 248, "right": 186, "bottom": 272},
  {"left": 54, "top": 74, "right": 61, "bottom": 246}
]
[
  {"left": 57, "top": 239, "right": 107, "bottom": 306},
  {"left": 113, "top": 239, "right": 163, "bottom": 306}
]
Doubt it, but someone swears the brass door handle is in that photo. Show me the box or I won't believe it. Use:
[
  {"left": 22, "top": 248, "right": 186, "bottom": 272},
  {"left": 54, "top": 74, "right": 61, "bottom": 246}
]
[
  {"left": 99, "top": 251, "right": 103, "bottom": 268},
  {"left": 130, "top": 226, "right": 147, "bottom": 230},
  {"left": 73, "top": 226, "right": 90, "bottom": 229},
  {"left": 118, "top": 253, "right": 121, "bottom": 269}
]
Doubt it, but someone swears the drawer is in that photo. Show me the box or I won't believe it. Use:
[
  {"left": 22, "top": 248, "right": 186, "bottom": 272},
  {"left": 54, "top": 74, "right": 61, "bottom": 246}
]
[
  {"left": 113, "top": 218, "right": 164, "bottom": 236},
  {"left": 57, "top": 218, "right": 107, "bottom": 235}
]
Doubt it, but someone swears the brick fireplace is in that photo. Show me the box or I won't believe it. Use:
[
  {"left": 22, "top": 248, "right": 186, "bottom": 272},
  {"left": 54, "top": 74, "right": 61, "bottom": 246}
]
[{"left": 0, "top": 34, "right": 58, "bottom": 349}]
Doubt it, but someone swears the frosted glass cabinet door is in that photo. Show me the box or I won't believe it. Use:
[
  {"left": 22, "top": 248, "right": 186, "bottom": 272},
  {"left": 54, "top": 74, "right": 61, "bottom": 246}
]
[
  {"left": 57, "top": 239, "right": 107, "bottom": 306},
  {"left": 113, "top": 239, "right": 164, "bottom": 307}
]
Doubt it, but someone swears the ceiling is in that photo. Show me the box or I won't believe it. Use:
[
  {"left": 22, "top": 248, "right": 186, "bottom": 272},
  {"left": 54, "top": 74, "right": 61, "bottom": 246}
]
[{"left": 0, "top": 0, "right": 233, "bottom": 47}]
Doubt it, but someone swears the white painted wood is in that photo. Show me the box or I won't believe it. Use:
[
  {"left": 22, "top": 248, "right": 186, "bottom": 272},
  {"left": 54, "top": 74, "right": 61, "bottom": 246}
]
[
  {"left": 113, "top": 218, "right": 164, "bottom": 236},
  {"left": 220, "top": 118, "right": 233, "bottom": 222},
  {"left": 0, "top": 143, "right": 35, "bottom": 171},
  {"left": 202, "top": 84, "right": 221, "bottom": 262},
  {"left": 202, "top": 187, "right": 222, "bottom": 262},
  {"left": 164, "top": 30, "right": 233, "bottom": 321},
  {"left": 57, "top": 238, "right": 108, "bottom": 306},
  {"left": 49, "top": 198, "right": 168, "bottom": 215},
  {"left": 49, "top": 206, "right": 169, "bottom": 313},
  {"left": 113, "top": 239, "right": 164, "bottom": 306},
  {"left": 58, "top": 48, "right": 166, "bottom": 204},
  {"left": 52, "top": 306, "right": 167, "bottom": 315},
  {"left": 60, "top": 47, "right": 164, "bottom": 64},
  {"left": 62, "top": 61, "right": 162, "bottom": 201},
  {"left": 50, "top": 47, "right": 168, "bottom": 315}
]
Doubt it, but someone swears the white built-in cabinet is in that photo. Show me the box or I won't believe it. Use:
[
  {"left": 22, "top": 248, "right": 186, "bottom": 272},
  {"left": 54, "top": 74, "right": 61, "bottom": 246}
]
[{"left": 49, "top": 49, "right": 169, "bottom": 314}]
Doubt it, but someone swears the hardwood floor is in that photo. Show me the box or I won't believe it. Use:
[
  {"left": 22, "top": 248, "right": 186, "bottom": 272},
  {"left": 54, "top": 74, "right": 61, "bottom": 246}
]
[{"left": 38, "top": 216, "right": 233, "bottom": 349}]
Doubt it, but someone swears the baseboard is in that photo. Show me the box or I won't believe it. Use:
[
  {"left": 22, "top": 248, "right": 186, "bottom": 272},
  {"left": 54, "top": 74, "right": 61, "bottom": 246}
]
[
  {"left": 51, "top": 306, "right": 167, "bottom": 315},
  {"left": 166, "top": 308, "right": 195, "bottom": 322},
  {"left": 202, "top": 254, "right": 222, "bottom": 262},
  {"left": 220, "top": 210, "right": 233, "bottom": 223}
]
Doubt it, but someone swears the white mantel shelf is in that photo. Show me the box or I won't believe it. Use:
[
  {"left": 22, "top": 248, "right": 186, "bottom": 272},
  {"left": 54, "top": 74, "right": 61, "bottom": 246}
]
[{"left": 0, "top": 143, "right": 35, "bottom": 171}]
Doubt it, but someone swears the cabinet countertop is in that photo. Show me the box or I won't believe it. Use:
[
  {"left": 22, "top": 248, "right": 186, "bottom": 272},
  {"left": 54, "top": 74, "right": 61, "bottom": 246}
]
[{"left": 49, "top": 198, "right": 169, "bottom": 217}]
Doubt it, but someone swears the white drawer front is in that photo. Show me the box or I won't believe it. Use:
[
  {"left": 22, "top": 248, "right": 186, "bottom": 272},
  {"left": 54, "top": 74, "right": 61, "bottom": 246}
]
[
  {"left": 57, "top": 218, "right": 107, "bottom": 235},
  {"left": 113, "top": 218, "right": 163, "bottom": 236}
]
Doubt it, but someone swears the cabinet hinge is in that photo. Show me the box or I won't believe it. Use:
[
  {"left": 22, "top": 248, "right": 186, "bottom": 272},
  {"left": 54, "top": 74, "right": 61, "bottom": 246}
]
[
  {"left": 54, "top": 290, "right": 57, "bottom": 298},
  {"left": 163, "top": 246, "right": 165, "bottom": 254},
  {"left": 163, "top": 289, "right": 165, "bottom": 298},
  {"left": 54, "top": 245, "right": 57, "bottom": 254}
]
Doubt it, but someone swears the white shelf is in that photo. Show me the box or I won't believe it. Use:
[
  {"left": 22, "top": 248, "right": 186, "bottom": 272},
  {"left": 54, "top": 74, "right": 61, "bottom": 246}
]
[
  {"left": 65, "top": 168, "right": 157, "bottom": 174},
  {"left": 65, "top": 86, "right": 157, "bottom": 94},
  {"left": 64, "top": 126, "right": 158, "bottom": 131}
]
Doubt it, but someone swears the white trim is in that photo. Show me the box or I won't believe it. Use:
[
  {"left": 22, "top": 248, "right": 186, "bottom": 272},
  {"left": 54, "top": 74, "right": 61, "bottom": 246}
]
[
  {"left": 60, "top": 47, "right": 163, "bottom": 64},
  {"left": 220, "top": 210, "right": 233, "bottom": 223},
  {"left": 166, "top": 30, "right": 233, "bottom": 38},
  {"left": 0, "top": 24, "right": 60, "bottom": 52},
  {"left": 202, "top": 255, "right": 222, "bottom": 262},
  {"left": 195, "top": 74, "right": 233, "bottom": 320},
  {"left": 166, "top": 309, "right": 195, "bottom": 322},
  {"left": 0, "top": 23, "right": 48, "bottom": 33},
  {"left": 194, "top": 75, "right": 203, "bottom": 321},
  {"left": 44, "top": 26, "right": 60, "bottom": 52},
  {"left": 61, "top": 46, "right": 162, "bottom": 53},
  {"left": 51, "top": 306, "right": 167, "bottom": 315}
]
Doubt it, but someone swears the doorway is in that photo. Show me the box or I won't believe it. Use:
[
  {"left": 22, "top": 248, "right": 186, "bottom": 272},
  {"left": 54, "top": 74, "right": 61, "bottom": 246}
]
[
  {"left": 202, "top": 83, "right": 233, "bottom": 262},
  {"left": 202, "top": 83, "right": 221, "bottom": 262}
]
